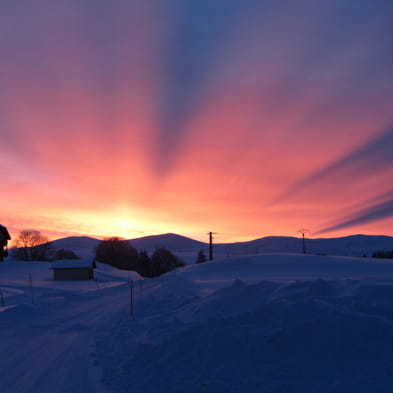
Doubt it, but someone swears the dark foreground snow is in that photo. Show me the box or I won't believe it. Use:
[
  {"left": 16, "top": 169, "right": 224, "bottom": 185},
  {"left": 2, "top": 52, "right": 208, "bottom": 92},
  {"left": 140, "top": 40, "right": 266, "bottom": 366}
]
[{"left": 2, "top": 254, "right": 393, "bottom": 392}]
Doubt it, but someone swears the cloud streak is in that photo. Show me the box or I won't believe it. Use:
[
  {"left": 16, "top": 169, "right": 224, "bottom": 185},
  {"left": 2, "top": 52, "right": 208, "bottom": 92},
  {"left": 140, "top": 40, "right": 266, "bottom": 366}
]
[
  {"left": 1, "top": 0, "right": 393, "bottom": 240},
  {"left": 316, "top": 190, "right": 393, "bottom": 234},
  {"left": 275, "top": 126, "right": 393, "bottom": 203},
  {"left": 154, "top": 0, "right": 264, "bottom": 176}
]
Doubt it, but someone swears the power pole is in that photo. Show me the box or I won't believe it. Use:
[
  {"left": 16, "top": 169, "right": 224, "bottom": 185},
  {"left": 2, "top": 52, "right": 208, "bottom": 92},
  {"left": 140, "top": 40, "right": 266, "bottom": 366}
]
[
  {"left": 207, "top": 232, "right": 217, "bottom": 261},
  {"left": 298, "top": 228, "right": 310, "bottom": 254}
]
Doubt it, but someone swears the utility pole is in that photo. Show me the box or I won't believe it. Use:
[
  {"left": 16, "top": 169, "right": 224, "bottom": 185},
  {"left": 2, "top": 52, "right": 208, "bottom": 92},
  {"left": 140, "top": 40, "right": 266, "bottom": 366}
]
[
  {"left": 298, "top": 228, "right": 310, "bottom": 254},
  {"left": 207, "top": 232, "right": 217, "bottom": 261}
]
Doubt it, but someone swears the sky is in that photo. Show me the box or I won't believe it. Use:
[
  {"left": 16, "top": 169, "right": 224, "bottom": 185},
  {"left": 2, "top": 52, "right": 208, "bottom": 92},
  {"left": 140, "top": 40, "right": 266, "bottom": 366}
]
[{"left": 1, "top": 0, "right": 393, "bottom": 243}]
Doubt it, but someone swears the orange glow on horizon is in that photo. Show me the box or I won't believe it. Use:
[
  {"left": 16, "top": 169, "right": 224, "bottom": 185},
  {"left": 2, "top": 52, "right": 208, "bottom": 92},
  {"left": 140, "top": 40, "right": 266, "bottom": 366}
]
[{"left": 2, "top": 1, "right": 393, "bottom": 243}]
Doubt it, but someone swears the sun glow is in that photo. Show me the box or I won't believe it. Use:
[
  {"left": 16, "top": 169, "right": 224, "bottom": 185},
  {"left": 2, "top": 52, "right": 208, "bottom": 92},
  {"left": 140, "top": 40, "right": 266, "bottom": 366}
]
[
  {"left": 114, "top": 220, "right": 135, "bottom": 239},
  {"left": 2, "top": 1, "right": 393, "bottom": 242}
]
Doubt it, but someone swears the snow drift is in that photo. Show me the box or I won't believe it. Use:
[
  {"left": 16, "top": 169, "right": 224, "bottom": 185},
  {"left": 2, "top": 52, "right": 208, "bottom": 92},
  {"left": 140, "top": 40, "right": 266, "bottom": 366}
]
[{"left": 2, "top": 254, "right": 393, "bottom": 392}]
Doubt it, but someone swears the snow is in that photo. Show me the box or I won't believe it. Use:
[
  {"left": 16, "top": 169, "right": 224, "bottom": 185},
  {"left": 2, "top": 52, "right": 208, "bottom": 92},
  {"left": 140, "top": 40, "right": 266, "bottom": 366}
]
[
  {"left": 2, "top": 254, "right": 393, "bottom": 392},
  {"left": 49, "top": 236, "right": 99, "bottom": 259}
]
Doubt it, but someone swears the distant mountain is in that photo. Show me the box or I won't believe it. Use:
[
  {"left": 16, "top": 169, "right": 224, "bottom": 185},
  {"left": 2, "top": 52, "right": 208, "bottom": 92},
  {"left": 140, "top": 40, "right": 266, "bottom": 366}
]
[
  {"left": 127, "top": 233, "right": 206, "bottom": 252},
  {"left": 306, "top": 234, "right": 393, "bottom": 257},
  {"left": 49, "top": 233, "right": 393, "bottom": 259},
  {"left": 49, "top": 236, "right": 99, "bottom": 258},
  {"left": 215, "top": 234, "right": 393, "bottom": 258},
  {"left": 49, "top": 233, "right": 205, "bottom": 258}
]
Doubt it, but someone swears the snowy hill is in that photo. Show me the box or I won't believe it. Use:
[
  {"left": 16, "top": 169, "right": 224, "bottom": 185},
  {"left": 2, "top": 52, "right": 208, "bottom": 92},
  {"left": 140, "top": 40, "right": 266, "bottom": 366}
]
[
  {"left": 49, "top": 236, "right": 99, "bottom": 259},
  {"left": 127, "top": 232, "right": 206, "bottom": 252},
  {"left": 216, "top": 234, "right": 393, "bottom": 257},
  {"left": 2, "top": 254, "right": 393, "bottom": 392},
  {"left": 48, "top": 233, "right": 393, "bottom": 261}
]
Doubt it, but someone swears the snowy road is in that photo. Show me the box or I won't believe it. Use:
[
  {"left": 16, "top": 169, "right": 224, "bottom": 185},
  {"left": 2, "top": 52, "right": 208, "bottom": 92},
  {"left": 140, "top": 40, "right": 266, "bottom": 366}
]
[{"left": 0, "top": 283, "right": 133, "bottom": 393}]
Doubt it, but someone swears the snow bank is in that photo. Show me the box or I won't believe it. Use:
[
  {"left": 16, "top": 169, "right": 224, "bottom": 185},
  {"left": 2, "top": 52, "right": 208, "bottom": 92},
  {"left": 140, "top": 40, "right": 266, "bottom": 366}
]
[
  {"left": 98, "top": 277, "right": 393, "bottom": 393},
  {"left": 178, "top": 253, "right": 393, "bottom": 289},
  {"left": 3, "top": 254, "right": 393, "bottom": 393}
]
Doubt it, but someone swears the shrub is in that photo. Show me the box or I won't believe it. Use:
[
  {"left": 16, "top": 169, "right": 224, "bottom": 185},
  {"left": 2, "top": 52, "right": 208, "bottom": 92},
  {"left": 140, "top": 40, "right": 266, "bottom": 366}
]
[
  {"left": 95, "top": 237, "right": 139, "bottom": 271},
  {"left": 372, "top": 250, "right": 393, "bottom": 259},
  {"left": 150, "top": 248, "right": 185, "bottom": 277},
  {"left": 54, "top": 249, "right": 80, "bottom": 260},
  {"left": 95, "top": 239, "right": 184, "bottom": 277},
  {"left": 138, "top": 250, "right": 152, "bottom": 277},
  {"left": 196, "top": 249, "right": 207, "bottom": 264}
]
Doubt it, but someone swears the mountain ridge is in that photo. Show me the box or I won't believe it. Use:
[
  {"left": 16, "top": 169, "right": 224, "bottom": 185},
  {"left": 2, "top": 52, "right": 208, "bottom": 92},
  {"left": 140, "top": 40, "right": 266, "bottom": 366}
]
[{"left": 48, "top": 233, "right": 393, "bottom": 259}]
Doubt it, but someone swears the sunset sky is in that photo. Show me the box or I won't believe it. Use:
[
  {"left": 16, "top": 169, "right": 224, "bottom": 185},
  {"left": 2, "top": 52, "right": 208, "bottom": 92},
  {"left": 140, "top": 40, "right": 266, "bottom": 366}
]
[{"left": 1, "top": 0, "right": 393, "bottom": 243}]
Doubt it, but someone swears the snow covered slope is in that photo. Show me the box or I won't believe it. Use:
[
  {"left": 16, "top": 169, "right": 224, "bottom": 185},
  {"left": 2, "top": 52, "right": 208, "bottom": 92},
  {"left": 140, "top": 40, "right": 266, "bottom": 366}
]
[
  {"left": 128, "top": 232, "right": 206, "bottom": 252},
  {"left": 47, "top": 233, "right": 393, "bottom": 261},
  {"left": 48, "top": 236, "right": 99, "bottom": 259},
  {"left": 228, "top": 234, "right": 393, "bottom": 257},
  {"left": 2, "top": 254, "right": 393, "bottom": 393}
]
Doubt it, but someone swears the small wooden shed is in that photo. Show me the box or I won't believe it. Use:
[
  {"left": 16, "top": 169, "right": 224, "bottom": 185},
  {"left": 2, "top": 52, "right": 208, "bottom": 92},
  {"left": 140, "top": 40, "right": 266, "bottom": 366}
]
[
  {"left": 0, "top": 224, "right": 11, "bottom": 262},
  {"left": 51, "top": 260, "right": 95, "bottom": 281}
]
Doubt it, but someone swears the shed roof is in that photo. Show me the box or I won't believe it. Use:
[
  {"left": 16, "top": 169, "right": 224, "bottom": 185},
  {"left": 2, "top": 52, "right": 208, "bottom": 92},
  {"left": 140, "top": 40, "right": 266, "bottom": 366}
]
[{"left": 51, "top": 259, "right": 94, "bottom": 269}]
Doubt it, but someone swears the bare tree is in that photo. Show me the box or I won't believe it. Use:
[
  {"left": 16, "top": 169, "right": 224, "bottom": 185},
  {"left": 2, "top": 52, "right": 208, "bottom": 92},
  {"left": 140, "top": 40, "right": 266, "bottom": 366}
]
[
  {"left": 298, "top": 228, "right": 310, "bottom": 254},
  {"left": 13, "top": 229, "right": 54, "bottom": 261}
]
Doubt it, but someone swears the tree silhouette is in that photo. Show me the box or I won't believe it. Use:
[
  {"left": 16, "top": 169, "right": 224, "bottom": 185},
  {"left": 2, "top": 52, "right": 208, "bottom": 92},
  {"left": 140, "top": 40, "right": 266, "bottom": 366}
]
[
  {"left": 95, "top": 237, "right": 139, "bottom": 270},
  {"left": 13, "top": 229, "right": 54, "bottom": 261},
  {"left": 196, "top": 249, "right": 207, "bottom": 264},
  {"left": 150, "top": 248, "right": 185, "bottom": 276},
  {"left": 54, "top": 249, "right": 80, "bottom": 260},
  {"left": 139, "top": 250, "right": 152, "bottom": 276}
]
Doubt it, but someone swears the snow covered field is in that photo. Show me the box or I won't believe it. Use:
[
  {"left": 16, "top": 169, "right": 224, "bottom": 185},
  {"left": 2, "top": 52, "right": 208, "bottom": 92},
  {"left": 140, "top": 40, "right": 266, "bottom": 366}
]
[{"left": 2, "top": 254, "right": 393, "bottom": 392}]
